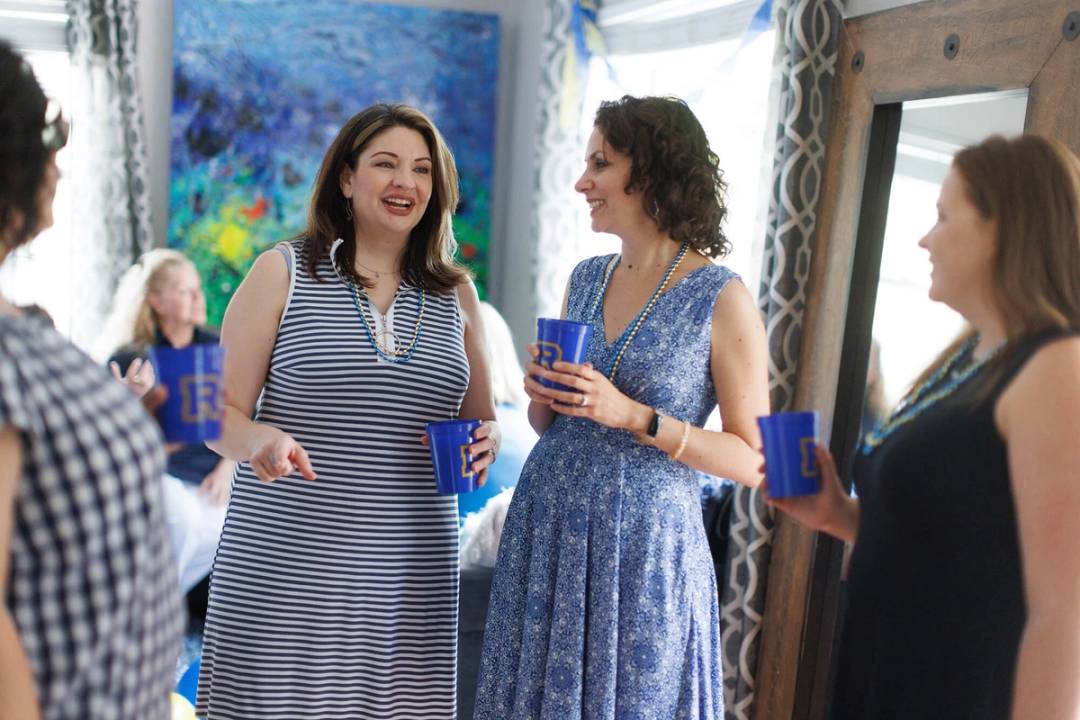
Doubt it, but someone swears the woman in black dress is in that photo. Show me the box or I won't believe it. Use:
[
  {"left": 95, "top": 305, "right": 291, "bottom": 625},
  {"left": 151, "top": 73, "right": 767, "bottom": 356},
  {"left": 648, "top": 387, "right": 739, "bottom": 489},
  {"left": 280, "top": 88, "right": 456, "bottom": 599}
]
[{"left": 771, "top": 134, "right": 1080, "bottom": 719}]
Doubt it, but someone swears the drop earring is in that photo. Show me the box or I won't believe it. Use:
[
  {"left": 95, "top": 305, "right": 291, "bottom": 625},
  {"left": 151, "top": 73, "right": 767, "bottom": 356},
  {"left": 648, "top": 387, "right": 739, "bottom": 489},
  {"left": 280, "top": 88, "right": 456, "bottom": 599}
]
[{"left": 344, "top": 198, "right": 353, "bottom": 221}]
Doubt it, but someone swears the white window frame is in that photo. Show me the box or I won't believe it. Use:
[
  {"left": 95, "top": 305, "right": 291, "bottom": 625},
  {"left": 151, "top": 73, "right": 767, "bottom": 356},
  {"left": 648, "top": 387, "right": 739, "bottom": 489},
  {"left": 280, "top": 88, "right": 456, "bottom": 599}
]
[{"left": 0, "top": 1, "right": 67, "bottom": 52}]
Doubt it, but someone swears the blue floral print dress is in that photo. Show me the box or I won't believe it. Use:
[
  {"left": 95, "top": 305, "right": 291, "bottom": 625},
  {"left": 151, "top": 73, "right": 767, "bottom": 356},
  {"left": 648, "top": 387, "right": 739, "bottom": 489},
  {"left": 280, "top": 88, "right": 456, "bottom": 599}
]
[{"left": 473, "top": 255, "right": 736, "bottom": 720}]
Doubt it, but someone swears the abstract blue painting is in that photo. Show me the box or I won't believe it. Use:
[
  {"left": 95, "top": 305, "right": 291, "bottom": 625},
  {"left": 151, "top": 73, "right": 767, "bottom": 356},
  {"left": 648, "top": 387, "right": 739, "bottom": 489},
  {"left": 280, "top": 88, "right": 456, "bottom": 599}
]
[{"left": 170, "top": 0, "right": 499, "bottom": 322}]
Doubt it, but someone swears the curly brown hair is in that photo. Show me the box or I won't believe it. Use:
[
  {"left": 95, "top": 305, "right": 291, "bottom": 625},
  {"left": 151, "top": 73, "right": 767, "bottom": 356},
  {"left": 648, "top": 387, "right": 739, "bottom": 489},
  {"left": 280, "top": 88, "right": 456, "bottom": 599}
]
[
  {"left": 593, "top": 95, "right": 730, "bottom": 258},
  {"left": 0, "top": 41, "right": 50, "bottom": 250}
]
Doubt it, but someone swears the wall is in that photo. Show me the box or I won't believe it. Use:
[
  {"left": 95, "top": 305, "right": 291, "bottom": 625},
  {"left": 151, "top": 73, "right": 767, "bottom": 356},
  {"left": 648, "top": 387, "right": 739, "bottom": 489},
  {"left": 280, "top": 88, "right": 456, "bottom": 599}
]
[{"left": 136, "top": 0, "right": 547, "bottom": 343}]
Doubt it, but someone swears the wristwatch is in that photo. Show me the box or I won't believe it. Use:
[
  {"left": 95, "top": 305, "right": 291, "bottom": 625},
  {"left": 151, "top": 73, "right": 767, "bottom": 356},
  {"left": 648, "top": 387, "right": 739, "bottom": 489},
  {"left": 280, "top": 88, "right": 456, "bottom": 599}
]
[{"left": 646, "top": 409, "right": 665, "bottom": 439}]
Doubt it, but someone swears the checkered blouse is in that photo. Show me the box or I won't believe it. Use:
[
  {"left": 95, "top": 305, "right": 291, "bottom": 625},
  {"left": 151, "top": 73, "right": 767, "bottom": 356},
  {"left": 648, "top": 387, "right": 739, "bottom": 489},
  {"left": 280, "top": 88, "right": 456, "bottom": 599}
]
[{"left": 0, "top": 314, "right": 182, "bottom": 719}]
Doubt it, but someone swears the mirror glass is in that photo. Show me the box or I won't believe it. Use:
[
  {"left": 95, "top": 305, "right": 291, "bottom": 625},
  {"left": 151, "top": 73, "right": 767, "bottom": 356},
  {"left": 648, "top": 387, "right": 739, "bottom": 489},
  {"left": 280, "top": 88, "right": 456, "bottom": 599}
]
[{"left": 861, "top": 90, "right": 1028, "bottom": 432}]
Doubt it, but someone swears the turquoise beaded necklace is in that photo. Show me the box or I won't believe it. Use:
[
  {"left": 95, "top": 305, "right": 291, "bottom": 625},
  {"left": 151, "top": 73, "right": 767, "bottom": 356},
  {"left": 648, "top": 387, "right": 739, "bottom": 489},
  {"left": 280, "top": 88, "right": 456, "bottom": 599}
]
[
  {"left": 588, "top": 242, "right": 690, "bottom": 379},
  {"left": 346, "top": 276, "right": 426, "bottom": 364},
  {"left": 860, "top": 336, "right": 1003, "bottom": 455},
  {"left": 331, "top": 237, "right": 426, "bottom": 364}
]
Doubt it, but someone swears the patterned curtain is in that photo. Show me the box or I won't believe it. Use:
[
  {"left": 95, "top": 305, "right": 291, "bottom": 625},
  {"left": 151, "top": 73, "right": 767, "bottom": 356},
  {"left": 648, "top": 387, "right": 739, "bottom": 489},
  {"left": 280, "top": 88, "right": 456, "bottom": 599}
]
[
  {"left": 531, "top": 0, "right": 590, "bottom": 321},
  {"left": 720, "top": 0, "right": 841, "bottom": 718},
  {"left": 64, "top": 0, "right": 153, "bottom": 352}
]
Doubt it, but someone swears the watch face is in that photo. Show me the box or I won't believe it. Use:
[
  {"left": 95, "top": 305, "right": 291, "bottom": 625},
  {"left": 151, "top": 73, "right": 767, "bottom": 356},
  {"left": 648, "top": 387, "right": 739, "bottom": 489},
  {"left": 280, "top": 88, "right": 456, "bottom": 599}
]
[{"left": 648, "top": 411, "right": 660, "bottom": 437}]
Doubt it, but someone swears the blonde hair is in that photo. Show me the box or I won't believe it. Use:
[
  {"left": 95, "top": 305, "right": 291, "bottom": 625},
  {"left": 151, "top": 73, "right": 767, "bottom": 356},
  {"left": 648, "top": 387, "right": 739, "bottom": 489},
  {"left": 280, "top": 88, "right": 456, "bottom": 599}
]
[
  {"left": 478, "top": 301, "right": 528, "bottom": 407},
  {"left": 96, "top": 249, "right": 194, "bottom": 360}
]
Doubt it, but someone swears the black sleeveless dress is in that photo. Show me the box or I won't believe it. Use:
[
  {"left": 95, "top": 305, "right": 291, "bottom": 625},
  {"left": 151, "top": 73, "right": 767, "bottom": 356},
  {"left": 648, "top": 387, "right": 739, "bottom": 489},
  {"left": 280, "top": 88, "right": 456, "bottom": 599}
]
[{"left": 832, "top": 330, "right": 1077, "bottom": 719}]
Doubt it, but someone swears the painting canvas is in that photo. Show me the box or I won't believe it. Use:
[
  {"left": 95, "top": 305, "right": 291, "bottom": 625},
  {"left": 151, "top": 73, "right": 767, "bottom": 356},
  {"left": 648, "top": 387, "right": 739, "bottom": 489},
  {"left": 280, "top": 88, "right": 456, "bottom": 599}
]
[{"left": 170, "top": 0, "right": 499, "bottom": 323}]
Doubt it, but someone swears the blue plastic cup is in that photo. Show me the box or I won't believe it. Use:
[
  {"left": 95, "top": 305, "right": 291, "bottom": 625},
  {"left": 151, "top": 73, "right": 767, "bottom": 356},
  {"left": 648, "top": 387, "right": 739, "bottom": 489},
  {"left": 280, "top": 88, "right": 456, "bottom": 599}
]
[
  {"left": 426, "top": 419, "right": 482, "bottom": 494},
  {"left": 150, "top": 344, "right": 224, "bottom": 444},
  {"left": 758, "top": 411, "right": 821, "bottom": 498},
  {"left": 535, "top": 318, "right": 592, "bottom": 391}
]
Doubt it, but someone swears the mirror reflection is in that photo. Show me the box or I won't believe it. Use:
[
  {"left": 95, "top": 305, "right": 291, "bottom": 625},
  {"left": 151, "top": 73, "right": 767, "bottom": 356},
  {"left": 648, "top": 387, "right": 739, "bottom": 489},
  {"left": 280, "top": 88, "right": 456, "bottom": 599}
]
[{"left": 863, "top": 90, "right": 1029, "bottom": 433}]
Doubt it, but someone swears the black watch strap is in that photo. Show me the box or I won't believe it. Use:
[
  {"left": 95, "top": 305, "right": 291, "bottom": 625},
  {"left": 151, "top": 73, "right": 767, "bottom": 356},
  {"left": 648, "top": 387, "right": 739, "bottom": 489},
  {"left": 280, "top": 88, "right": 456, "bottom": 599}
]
[{"left": 646, "top": 410, "right": 663, "bottom": 438}]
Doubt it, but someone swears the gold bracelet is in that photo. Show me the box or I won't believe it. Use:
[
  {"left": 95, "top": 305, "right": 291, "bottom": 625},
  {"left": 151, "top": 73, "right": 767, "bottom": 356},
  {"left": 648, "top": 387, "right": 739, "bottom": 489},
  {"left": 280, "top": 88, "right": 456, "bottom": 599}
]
[{"left": 668, "top": 420, "right": 691, "bottom": 462}]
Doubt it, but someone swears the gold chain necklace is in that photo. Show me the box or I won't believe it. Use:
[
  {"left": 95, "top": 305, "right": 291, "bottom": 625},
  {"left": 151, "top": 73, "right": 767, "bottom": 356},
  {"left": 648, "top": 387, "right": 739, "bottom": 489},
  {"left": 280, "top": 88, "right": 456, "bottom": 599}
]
[{"left": 356, "top": 259, "right": 399, "bottom": 279}]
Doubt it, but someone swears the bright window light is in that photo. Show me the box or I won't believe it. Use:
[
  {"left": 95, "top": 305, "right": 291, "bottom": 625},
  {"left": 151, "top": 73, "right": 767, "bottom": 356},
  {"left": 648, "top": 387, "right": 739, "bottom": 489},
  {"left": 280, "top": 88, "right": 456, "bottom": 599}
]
[
  {"left": 0, "top": 49, "right": 77, "bottom": 339},
  {"left": 571, "top": 28, "right": 776, "bottom": 294}
]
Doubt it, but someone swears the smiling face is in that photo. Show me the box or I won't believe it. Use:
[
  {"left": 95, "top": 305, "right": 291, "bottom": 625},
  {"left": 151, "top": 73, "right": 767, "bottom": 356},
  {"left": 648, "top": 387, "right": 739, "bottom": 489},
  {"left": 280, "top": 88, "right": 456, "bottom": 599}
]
[
  {"left": 918, "top": 166, "right": 998, "bottom": 315},
  {"left": 340, "top": 125, "right": 433, "bottom": 241},
  {"left": 574, "top": 126, "right": 648, "bottom": 239}
]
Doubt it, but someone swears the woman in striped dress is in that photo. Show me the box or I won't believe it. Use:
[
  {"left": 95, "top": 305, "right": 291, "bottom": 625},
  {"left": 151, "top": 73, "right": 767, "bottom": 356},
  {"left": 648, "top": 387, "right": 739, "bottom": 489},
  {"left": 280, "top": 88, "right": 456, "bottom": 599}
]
[{"left": 197, "top": 104, "right": 498, "bottom": 719}]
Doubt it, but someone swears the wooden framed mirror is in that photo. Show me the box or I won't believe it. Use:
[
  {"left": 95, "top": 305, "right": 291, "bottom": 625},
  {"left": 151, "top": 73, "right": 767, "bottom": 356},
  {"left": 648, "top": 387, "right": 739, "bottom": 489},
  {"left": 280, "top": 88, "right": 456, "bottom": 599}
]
[{"left": 753, "top": 1, "right": 1080, "bottom": 718}]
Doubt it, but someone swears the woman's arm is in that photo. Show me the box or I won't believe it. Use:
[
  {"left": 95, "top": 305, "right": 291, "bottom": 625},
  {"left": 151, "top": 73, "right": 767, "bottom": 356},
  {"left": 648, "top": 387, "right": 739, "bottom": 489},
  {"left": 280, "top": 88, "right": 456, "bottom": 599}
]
[
  {"left": 0, "top": 427, "right": 43, "bottom": 719},
  {"left": 998, "top": 337, "right": 1080, "bottom": 720},
  {"left": 694, "top": 278, "right": 770, "bottom": 486},
  {"left": 535, "top": 278, "right": 769, "bottom": 487},
  {"left": 526, "top": 360, "right": 557, "bottom": 434},
  {"left": 523, "top": 281, "right": 572, "bottom": 435},
  {"left": 456, "top": 280, "right": 499, "bottom": 484},
  {"left": 199, "top": 458, "right": 237, "bottom": 506},
  {"left": 206, "top": 249, "right": 314, "bottom": 481},
  {"left": 769, "top": 445, "right": 860, "bottom": 543}
]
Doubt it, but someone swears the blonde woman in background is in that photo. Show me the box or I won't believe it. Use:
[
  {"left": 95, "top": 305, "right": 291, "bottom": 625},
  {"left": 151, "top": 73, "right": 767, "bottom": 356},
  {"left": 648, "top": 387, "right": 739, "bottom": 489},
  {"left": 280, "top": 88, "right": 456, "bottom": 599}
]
[{"left": 102, "top": 249, "right": 234, "bottom": 595}]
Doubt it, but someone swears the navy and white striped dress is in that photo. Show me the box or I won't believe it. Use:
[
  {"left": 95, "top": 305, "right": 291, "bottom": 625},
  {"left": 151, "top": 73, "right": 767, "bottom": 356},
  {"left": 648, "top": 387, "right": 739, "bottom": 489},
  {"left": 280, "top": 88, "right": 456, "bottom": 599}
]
[{"left": 197, "top": 238, "right": 467, "bottom": 719}]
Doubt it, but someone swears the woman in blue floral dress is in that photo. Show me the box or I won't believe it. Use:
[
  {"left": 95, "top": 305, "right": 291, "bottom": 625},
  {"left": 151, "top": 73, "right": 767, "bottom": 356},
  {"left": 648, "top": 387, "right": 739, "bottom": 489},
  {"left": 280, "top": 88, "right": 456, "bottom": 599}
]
[{"left": 474, "top": 96, "right": 770, "bottom": 719}]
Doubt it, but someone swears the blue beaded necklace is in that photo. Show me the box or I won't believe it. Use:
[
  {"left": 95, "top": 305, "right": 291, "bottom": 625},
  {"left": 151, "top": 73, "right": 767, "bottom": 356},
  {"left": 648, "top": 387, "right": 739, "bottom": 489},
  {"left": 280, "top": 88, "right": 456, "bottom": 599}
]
[
  {"left": 860, "top": 336, "right": 1003, "bottom": 455},
  {"left": 346, "top": 276, "right": 426, "bottom": 364},
  {"left": 589, "top": 242, "right": 690, "bottom": 379}
]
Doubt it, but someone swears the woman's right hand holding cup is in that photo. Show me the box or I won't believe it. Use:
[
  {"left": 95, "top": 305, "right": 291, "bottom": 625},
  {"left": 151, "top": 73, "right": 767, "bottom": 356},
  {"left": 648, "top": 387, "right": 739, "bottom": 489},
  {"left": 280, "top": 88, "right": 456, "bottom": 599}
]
[
  {"left": 764, "top": 445, "right": 859, "bottom": 543},
  {"left": 250, "top": 426, "right": 316, "bottom": 482},
  {"left": 523, "top": 343, "right": 555, "bottom": 405}
]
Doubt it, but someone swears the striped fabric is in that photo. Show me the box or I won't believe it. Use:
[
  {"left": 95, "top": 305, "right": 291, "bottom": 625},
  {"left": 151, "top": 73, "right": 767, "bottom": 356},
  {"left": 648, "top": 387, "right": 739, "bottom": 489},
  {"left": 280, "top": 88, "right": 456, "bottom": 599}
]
[{"left": 197, "top": 238, "right": 467, "bottom": 719}]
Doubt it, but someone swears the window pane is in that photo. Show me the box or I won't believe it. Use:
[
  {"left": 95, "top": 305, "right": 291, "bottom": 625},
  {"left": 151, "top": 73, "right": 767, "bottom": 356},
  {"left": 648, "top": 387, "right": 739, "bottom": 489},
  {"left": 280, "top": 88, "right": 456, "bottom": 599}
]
[
  {"left": 0, "top": 50, "right": 76, "bottom": 339},
  {"left": 574, "top": 29, "right": 776, "bottom": 293}
]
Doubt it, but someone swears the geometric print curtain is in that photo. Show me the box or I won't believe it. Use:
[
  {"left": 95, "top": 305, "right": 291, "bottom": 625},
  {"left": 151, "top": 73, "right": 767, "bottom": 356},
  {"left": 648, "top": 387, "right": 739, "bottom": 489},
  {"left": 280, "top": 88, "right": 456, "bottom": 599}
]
[
  {"left": 720, "top": 1, "right": 841, "bottom": 717},
  {"left": 530, "top": 0, "right": 586, "bottom": 321},
  {"left": 65, "top": 0, "right": 154, "bottom": 352}
]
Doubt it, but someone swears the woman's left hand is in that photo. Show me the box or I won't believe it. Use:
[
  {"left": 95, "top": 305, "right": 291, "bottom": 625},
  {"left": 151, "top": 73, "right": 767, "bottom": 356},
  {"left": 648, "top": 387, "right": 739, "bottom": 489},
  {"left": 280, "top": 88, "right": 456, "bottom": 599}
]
[
  {"left": 418, "top": 420, "right": 500, "bottom": 488},
  {"left": 467, "top": 420, "right": 499, "bottom": 488},
  {"left": 538, "top": 361, "right": 641, "bottom": 431}
]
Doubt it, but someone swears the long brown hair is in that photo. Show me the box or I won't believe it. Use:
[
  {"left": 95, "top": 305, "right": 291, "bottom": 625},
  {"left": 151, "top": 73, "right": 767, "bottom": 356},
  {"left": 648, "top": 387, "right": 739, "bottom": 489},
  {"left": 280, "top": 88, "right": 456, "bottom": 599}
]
[
  {"left": 911, "top": 134, "right": 1080, "bottom": 394},
  {"left": 301, "top": 103, "right": 468, "bottom": 292}
]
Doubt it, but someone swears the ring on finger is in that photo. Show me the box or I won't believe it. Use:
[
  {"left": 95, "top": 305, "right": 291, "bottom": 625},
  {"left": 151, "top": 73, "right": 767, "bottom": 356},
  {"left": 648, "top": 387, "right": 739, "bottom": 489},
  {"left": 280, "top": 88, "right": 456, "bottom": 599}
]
[{"left": 579, "top": 393, "right": 588, "bottom": 407}]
